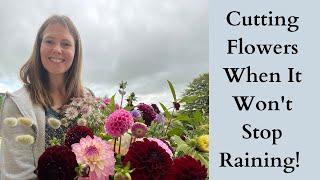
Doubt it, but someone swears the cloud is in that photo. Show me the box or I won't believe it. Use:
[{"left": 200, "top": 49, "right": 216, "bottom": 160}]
[{"left": 0, "top": 0, "right": 208, "bottom": 106}]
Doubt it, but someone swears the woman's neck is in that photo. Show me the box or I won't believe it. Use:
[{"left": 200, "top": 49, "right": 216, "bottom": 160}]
[
  {"left": 48, "top": 74, "right": 67, "bottom": 110},
  {"left": 48, "top": 74, "right": 66, "bottom": 94}
]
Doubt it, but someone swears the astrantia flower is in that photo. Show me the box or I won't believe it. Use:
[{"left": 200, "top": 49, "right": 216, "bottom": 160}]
[
  {"left": 71, "top": 97, "right": 84, "bottom": 107},
  {"left": 197, "top": 135, "right": 209, "bottom": 152},
  {"left": 99, "top": 103, "right": 106, "bottom": 110},
  {"left": 60, "top": 118, "right": 69, "bottom": 127},
  {"left": 130, "top": 109, "right": 141, "bottom": 119},
  {"left": 3, "top": 117, "right": 18, "bottom": 127},
  {"left": 154, "top": 113, "right": 166, "bottom": 123},
  {"left": 65, "top": 125, "right": 94, "bottom": 148},
  {"left": 81, "top": 105, "right": 93, "bottom": 118},
  {"left": 72, "top": 136, "right": 115, "bottom": 179},
  {"left": 83, "top": 93, "right": 96, "bottom": 105},
  {"left": 131, "top": 122, "right": 147, "bottom": 138},
  {"left": 17, "top": 117, "right": 33, "bottom": 127},
  {"left": 77, "top": 118, "right": 87, "bottom": 126},
  {"left": 65, "top": 106, "right": 79, "bottom": 120},
  {"left": 137, "top": 103, "right": 156, "bottom": 126},
  {"left": 103, "top": 97, "right": 111, "bottom": 105},
  {"left": 166, "top": 155, "right": 207, "bottom": 180},
  {"left": 105, "top": 109, "right": 134, "bottom": 137},
  {"left": 15, "top": 135, "right": 34, "bottom": 145},
  {"left": 37, "top": 145, "right": 78, "bottom": 180},
  {"left": 123, "top": 138, "right": 173, "bottom": 179},
  {"left": 47, "top": 117, "right": 61, "bottom": 129}
]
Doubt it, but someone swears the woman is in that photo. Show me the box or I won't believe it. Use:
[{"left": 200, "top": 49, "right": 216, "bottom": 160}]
[{"left": 0, "top": 15, "right": 84, "bottom": 179}]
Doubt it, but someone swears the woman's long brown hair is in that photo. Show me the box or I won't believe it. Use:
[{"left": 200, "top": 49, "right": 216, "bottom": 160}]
[{"left": 20, "top": 15, "right": 84, "bottom": 108}]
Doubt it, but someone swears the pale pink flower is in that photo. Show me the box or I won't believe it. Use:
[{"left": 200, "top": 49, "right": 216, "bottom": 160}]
[
  {"left": 103, "top": 98, "right": 111, "bottom": 105},
  {"left": 99, "top": 103, "right": 106, "bottom": 110},
  {"left": 65, "top": 107, "right": 79, "bottom": 120},
  {"left": 138, "top": 137, "right": 173, "bottom": 158},
  {"left": 72, "top": 136, "right": 115, "bottom": 180},
  {"left": 131, "top": 122, "right": 147, "bottom": 138},
  {"left": 84, "top": 93, "right": 96, "bottom": 105},
  {"left": 81, "top": 105, "right": 93, "bottom": 118},
  {"left": 71, "top": 97, "right": 84, "bottom": 107}
]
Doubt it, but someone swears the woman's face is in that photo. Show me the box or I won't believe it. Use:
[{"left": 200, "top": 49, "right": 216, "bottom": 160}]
[{"left": 40, "top": 23, "right": 75, "bottom": 77}]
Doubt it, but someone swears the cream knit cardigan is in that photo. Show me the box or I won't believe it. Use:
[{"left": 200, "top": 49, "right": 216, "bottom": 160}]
[{"left": 0, "top": 87, "right": 45, "bottom": 180}]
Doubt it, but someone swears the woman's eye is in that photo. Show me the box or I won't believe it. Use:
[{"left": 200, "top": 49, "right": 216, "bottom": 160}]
[
  {"left": 62, "top": 42, "right": 71, "bottom": 47},
  {"left": 44, "top": 40, "right": 54, "bottom": 44}
]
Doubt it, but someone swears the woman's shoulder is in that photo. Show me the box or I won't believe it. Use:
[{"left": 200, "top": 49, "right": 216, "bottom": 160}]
[
  {"left": 3, "top": 86, "right": 30, "bottom": 101},
  {"left": 84, "top": 87, "right": 95, "bottom": 97},
  {"left": 1, "top": 86, "right": 34, "bottom": 119}
]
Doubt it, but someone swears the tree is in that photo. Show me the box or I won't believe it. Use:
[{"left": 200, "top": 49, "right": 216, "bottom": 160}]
[
  {"left": 181, "top": 73, "right": 209, "bottom": 115},
  {"left": 0, "top": 93, "right": 4, "bottom": 110}
]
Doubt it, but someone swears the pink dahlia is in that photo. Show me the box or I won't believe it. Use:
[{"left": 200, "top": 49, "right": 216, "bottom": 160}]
[
  {"left": 145, "top": 137, "right": 173, "bottom": 157},
  {"left": 104, "top": 109, "right": 134, "bottom": 137},
  {"left": 131, "top": 122, "right": 147, "bottom": 138},
  {"left": 72, "top": 135, "right": 115, "bottom": 180},
  {"left": 137, "top": 103, "right": 156, "bottom": 126}
]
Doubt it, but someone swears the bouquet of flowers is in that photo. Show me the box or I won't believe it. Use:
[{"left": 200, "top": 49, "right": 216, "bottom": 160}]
[{"left": 4, "top": 80, "right": 209, "bottom": 180}]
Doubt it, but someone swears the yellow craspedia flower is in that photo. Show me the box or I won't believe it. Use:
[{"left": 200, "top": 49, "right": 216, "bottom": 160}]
[
  {"left": 47, "top": 117, "right": 61, "bottom": 129},
  {"left": 197, "top": 135, "right": 209, "bottom": 152},
  {"left": 17, "top": 117, "right": 33, "bottom": 127},
  {"left": 3, "top": 117, "right": 18, "bottom": 127},
  {"left": 15, "top": 135, "right": 35, "bottom": 145}
]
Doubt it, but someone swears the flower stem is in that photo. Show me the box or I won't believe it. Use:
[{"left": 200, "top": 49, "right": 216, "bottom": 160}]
[
  {"left": 113, "top": 138, "right": 117, "bottom": 152},
  {"left": 118, "top": 136, "right": 122, "bottom": 154},
  {"left": 164, "top": 109, "right": 175, "bottom": 137},
  {"left": 129, "top": 136, "right": 133, "bottom": 146},
  {"left": 120, "top": 94, "right": 124, "bottom": 109}
]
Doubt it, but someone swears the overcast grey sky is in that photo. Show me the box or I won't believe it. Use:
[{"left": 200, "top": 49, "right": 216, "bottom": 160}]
[{"left": 0, "top": 0, "right": 208, "bottom": 106}]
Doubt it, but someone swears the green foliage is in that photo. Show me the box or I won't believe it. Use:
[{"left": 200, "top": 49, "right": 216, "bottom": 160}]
[
  {"left": 181, "top": 73, "right": 209, "bottom": 115},
  {"left": 171, "top": 135, "right": 208, "bottom": 167},
  {"left": 167, "top": 80, "right": 177, "bottom": 102},
  {"left": 0, "top": 93, "right": 4, "bottom": 110},
  {"left": 159, "top": 102, "right": 171, "bottom": 118}
]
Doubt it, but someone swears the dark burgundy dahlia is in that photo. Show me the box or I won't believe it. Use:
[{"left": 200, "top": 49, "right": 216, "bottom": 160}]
[
  {"left": 137, "top": 103, "right": 157, "bottom": 126},
  {"left": 173, "top": 102, "right": 180, "bottom": 111},
  {"left": 151, "top": 104, "right": 161, "bottom": 114},
  {"left": 64, "top": 125, "right": 94, "bottom": 148},
  {"left": 37, "top": 145, "right": 78, "bottom": 180},
  {"left": 123, "top": 138, "right": 173, "bottom": 180},
  {"left": 166, "top": 155, "right": 207, "bottom": 180}
]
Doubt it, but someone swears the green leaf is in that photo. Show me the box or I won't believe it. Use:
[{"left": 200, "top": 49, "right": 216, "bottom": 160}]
[
  {"left": 167, "top": 80, "right": 177, "bottom": 102},
  {"left": 179, "top": 95, "right": 198, "bottom": 103},
  {"left": 167, "top": 127, "right": 184, "bottom": 137},
  {"left": 171, "top": 135, "right": 186, "bottom": 146},
  {"left": 159, "top": 102, "right": 171, "bottom": 118},
  {"left": 193, "top": 110, "right": 202, "bottom": 124},
  {"left": 171, "top": 136, "right": 208, "bottom": 167},
  {"left": 174, "top": 114, "right": 192, "bottom": 123},
  {"left": 192, "top": 152, "right": 209, "bottom": 168},
  {"left": 109, "top": 94, "right": 116, "bottom": 112}
]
